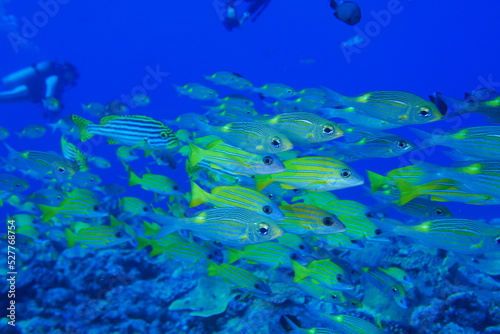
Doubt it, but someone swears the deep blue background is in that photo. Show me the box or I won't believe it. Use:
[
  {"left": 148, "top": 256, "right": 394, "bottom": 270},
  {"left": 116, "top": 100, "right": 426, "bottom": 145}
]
[{"left": 0, "top": 0, "right": 499, "bottom": 223}]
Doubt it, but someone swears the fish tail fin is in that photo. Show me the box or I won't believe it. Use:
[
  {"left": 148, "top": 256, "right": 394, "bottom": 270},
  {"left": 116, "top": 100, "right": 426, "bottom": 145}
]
[
  {"left": 207, "top": 260, "right": 220, "bottom": 276},
  {"left": 71, "top": 115, "right": 94, "bottom": 142},
  {"left": 396, "top": 181, "right": 420, "bottom": 205},
  {"left": 149, "top": 241, "right": 167, "bottom": 257},
  {"left": 320, "top": 86, "right": 349, "bottom": 108},
  {"left": 291, "top": 260, "right": 309, "bottom": 283},
  {"left": 187, "top": 143, "right": 205, "bottom": 167},
  {"left": 38, "top": 204, "right": 58, "bottom": 223},
  {"left": 372, "top": 218, "right": 403, "bottom": 237},
  {"left": 411, "top": 128, "right": 445, "bottom": 150},
  {"left": 128, "top": 167, "right": 142, "bottom": 187},
  {"left": 3, "top": 142, "right": 21, "bottom": 160},
  {"left": 227, "top": 247, "right": 242, "bottom": 264},
  {"left": 136, "top": 237, "right": 151, "bottom": 250},
  {"left": 255, "top": 174, "right": 274, "bottom": 192},
  {"left": 146, "top": 213, "right": 180, "bottom": 239},
  {"left": 366, "top": 170, "right": 391, "bottom": 193},
  {"left": 65, "top": 228, "right": 77, "bottom": 248},
  {"left": 189, "top": 182, "right": 210, "bottom": 207}
]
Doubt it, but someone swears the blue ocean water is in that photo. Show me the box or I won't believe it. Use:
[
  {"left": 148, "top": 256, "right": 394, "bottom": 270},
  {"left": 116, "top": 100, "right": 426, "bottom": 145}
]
[{"left": 0, "top": 0, "right": 499, "bottom": 333}]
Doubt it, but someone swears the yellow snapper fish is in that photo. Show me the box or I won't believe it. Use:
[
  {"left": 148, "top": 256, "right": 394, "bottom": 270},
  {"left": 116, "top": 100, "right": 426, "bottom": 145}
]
[
  {"left": 361, "top": 267, "right": 407, "bottom": 309},
  {"left": 16, "top": 124, "right": 46, "bottom": 139},
  {"left": 277, "top": 203, "right": 346, "bottom": 235},
  {"left": 189, "top": 182, "right": 285, "bottom": 221},
  {"left": 187, "top": 140, "right": 286, "bottom": 175},
  {"left": 65, "top": 219, "right": 136, "bottom": 249},
  {"left": 131, "top": 93, "right": 150, "bottom": 107},
  {"left": 412, "top": 126, "right": 500, "bottom": 161},
  {"left": 204, "top": 71, "right": 242, "bottom": 86},
  {"left": 261, "top": 112, "right": 344, "bottom": 144},
  {"left": 252, "top": 83, "right": 297, "bottom": 99},
  {"left": 4, "top": 143, "right": 78, "bottom": 182},
  {"left": 194, "top": 119, "right": 294, "bottom": 154},
  {"left": 146, "top": 207, "right": 283, "bottom": 246},
  {"left": 322, "top": 87, "right": 443, "bottom": 125},
  {"left": 207, "top": 261, "right": 272, "bottom": 295},
  {"left": 71, "top": 114, "right": 179, "bottom": 150},
  {"left": 226, "top": 242, "right": 301, "bottom": 268},
  {"left": 174, "top": 83, "right": 218, "bottom": 100},
  {"left": 375, "top": 218, "right": 500, "bottom": 254},
  {"left": 255, "top": 156, "right": 364, "bottom": 192}
]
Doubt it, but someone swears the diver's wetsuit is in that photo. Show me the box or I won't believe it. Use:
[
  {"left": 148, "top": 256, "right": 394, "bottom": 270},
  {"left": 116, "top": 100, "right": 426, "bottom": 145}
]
[{"left": 0, "top": 61, "right": 78, "bottom": 104}]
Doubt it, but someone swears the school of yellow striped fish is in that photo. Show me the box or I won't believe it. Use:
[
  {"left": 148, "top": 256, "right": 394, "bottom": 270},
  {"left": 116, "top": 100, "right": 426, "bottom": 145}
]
[{"left": 3, "top": 70, "right": 500, "bottom": 333}]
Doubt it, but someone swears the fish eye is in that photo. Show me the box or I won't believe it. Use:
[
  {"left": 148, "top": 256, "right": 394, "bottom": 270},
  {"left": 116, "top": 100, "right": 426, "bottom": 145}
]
[
  {"left": 57, "top": 196, "right": 62, "bottom": 200},
  {"left": 262, "top": 205, "right": 273, "bottom": 214},
  {"left": 15, "top": 183, "right": 21, "bottom": 187},
  {"left": 331, "top": 294, "right": 338, "bottom": 300},
  {"left": 351, "top": 301, "right": 358, "bottom": 306},
  {"left": 286, "top": 89, "right": 293, "bottom": 95},
  {"left": 323, "top": 125, "right": 334, "bottom": 135},
  {"left": 396, "top": 140, "right": 407, "bottom": 148},
  {"left": 292, "top": 189, "right": 300, "bottom": 193},
  {"left": 299, "top": 244, "right": 305, "bottom": 250},
  {"left": 365, "top": 212, "right": 374, "bottom": 218},
  {"left": 418, "top": 107, "right": 432, "bottom": 118},
  {"left": 143, "top": 206, "right": 149, "bottom": 212},
  {"left": 290, "top": 253, "right": 298, "bottom": 260},
  {"left": 89, "top": 178, "right": 95, "bottom": 183},
  {"left": 160, "top": 131, "right": 168, "bottom": 138},
  {"left": 257, "top": 223, "right": 270, "bottom": 235},
  {"left": 496, "top": 236, "right": 500, "bottom": 244},
  {"left": 271, "top": 137, "right": 282, "bottom": 148},
  {"left": 323, "top": 217, "right": 334, "bottom": 226},
  {"left": 173, "top": 186, "right": 179, "bottom": 191},
  {"left": 263, "top": 156, "right": 274, "bottom": 165},
  {"left": 93, "top": 205, "right": 99, "bottom": 211},
  {"left": 267, "top": 193, "right": 275, "bottom": 199},
  {"left": 391, "top": 287, "right": 399, "bottom": 294},
  {"left": 375, "top": 228, "right": 382, "bottom": 235},
  {"left": 336, "top": 274, "right": 343, "bottom": 283},
  {"left": 58, "top": 167, "right": 66, "bottom": 173},
  {"left": 435, "top": 209, "right": 444, "bottom": 215},
  {"left": 115, "top": 232, "right": 122, "bottom": 238},
  {"left": 340, "top": 169, "right": 351, "bottom": 178}
]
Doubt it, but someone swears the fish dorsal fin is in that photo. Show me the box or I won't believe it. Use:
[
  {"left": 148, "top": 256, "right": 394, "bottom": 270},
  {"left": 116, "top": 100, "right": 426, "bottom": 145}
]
[
  {"left": 100, "top": 115, "right": 120, "bottom": 124},
  {"left": 206, "top": 139, "right": 225, "bottom": 150}
]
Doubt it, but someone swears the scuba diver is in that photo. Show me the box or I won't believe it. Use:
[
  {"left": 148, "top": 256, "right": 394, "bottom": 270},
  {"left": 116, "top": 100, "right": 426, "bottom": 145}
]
[
  {"left": 0, "top": 61, "right": 79, "bottom": 118},
  {"left": 220, "top": 0, "right": 271, "bottom": 31},
  {"left": 330, "top": 1, "right": 362, "bottom": 25}
]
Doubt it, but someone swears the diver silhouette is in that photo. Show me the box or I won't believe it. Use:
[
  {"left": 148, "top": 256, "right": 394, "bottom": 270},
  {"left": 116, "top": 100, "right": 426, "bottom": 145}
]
[
  {"left": 0, "top": 61, "right": 79, "bottom": 118},
  {"left": 220, "top": 0, "right": 271, "bottom": 31}
]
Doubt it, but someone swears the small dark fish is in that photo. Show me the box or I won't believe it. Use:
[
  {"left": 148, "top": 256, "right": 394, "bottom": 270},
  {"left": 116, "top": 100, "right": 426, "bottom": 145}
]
[{"left": 330, "top": 1, "right": 361, "bottom": 25}]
